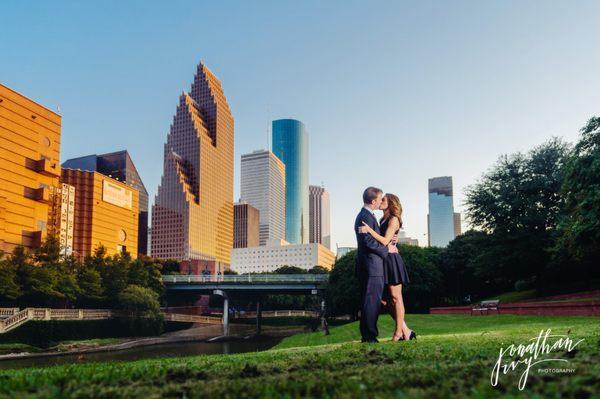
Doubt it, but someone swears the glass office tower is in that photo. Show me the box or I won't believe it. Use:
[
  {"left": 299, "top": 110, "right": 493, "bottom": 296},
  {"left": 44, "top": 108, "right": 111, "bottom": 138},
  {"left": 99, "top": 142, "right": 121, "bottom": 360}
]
[
  {"left": 272, "top": 119, "right": 309, "bottom": 244},
  {"left": 428, "top": 176, "right": 456, "bottom": 247}
]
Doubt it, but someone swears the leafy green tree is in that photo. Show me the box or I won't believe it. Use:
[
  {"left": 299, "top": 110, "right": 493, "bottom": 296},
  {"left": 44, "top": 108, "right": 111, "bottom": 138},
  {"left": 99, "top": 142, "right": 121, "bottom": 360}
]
[
  {"left": 326, "top": 250, "right": 360, "bottom": 318},
  {"left": 464, "top": 138, "right": 571, "bottom": 287},
  {"left": 160, "top": 259, "right": 181, "bottom": 275},
  {"left": 20, "top": 265, "right": 63, "bottom": 306},
  {"left": 273, "top": 265, "right": 305, "bottom": 274},
  {"left": 309, "top": 265, "right": 330, "bottom": 274},
  {"left": 558, "top": 117, "right": 600, "bottom": 262},
  {"left": 143, "top": 260, "right": 165, "bottom": 298},
  {"left": 118, "top": 284, "right": 161, "bottom": 316},
  {"left": 99, "top": 253, "right": 129, "bottom": 306},
  {"left": 55, "top": 272, "right": 80, "bottom": 306},
  {"left": 118, "top": 284, "right": 164, "bottom": 335},
  {"left": 440, "top": 231, "right": 497, "bottom": 302},
  {"left": 128, "top": 259, "right": 149, "bottom": 287},
  {"left": 32, "top": 235, "right": 61, "bottom": 265},
  {"left": 77, "top": 267, "right": 104, "bottom": 306},
  {"left": 0, "top": 260, "right": 21, "bottom": 303},
  {"left": 400, "top": 245, "right": 444, "bottom": 312}
]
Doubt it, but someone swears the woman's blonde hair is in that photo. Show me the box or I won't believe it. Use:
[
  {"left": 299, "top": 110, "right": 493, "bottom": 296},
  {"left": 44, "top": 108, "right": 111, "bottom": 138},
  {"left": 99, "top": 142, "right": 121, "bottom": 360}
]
[{"left": 384, "top": 193, "right": 403, "bottom": 228}]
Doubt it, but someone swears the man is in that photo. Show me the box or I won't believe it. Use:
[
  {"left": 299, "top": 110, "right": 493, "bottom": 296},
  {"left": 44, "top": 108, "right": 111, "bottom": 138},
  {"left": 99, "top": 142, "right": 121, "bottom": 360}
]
[{"left": 354, "top": 186, "right": 391, "bottom": 342}]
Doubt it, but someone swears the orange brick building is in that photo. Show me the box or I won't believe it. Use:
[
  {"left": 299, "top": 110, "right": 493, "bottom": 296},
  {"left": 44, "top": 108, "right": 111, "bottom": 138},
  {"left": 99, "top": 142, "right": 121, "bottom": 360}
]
[
  {"left": 61, "top": 168, "right": 139, "bottom": 259},
  {"left": 0, "top": 84, "right": 63, "bottom": 253}
]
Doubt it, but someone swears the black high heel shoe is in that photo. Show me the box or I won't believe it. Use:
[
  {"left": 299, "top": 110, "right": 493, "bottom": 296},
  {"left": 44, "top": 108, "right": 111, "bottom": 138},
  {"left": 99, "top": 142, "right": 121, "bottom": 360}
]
[{"left": 409, "top": 331, "right": 417, "bottom": 340}]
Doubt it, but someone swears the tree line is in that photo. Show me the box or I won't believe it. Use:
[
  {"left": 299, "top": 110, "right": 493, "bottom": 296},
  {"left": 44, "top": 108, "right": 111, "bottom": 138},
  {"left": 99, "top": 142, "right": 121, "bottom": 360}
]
[
  {"left": 328, "top": 116, "right": 599, "bottom": 315},
  {"left": 0, "top": 236, "right": 165, "bottom": 312}
]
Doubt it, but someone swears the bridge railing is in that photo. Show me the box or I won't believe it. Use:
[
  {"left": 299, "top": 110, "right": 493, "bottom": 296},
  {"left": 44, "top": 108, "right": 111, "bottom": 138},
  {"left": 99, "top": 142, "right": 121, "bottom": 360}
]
[{"left": 162, "top": 274, "right": 329, "bottom": 284}]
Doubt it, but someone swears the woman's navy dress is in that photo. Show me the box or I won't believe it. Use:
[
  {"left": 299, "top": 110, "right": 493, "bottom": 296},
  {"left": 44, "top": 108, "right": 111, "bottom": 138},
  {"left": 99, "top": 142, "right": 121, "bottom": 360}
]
[{"left": 380, "top": 218, "right": 410, "bottom": 285}]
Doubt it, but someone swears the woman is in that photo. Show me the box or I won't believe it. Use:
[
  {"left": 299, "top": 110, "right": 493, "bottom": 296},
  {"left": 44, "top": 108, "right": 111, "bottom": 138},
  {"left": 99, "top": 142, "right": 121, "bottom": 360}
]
[{"left": 359, "top": 193, "right": 415, "bottom": 341}]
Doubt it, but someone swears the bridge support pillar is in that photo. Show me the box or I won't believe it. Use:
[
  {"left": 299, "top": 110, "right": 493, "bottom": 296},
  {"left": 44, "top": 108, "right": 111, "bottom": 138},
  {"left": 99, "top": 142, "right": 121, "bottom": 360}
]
[
  {"left": 213, "top": 289, "right": 229, "bottom": 336},
  {"left": 223, "top": 296, "right": 229, "bottom": 336},
  {"left": 321, "top": 299, "right": 329, "bottom": 335},
  {"left": 256, "top": 300, "right": 262, "bottom": 335}
]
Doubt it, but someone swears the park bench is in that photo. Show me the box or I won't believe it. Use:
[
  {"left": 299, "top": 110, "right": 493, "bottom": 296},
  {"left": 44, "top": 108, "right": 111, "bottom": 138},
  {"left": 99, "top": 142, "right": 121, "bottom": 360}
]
[{"left": 471, "top": 300, "right": 500, "bottom": 315}]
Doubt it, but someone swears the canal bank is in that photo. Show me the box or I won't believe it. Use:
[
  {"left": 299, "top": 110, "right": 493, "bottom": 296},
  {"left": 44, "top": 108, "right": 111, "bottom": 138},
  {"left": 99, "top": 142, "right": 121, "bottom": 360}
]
[{"left": 0, "top": 323, "right": 306, "bottom": 370}]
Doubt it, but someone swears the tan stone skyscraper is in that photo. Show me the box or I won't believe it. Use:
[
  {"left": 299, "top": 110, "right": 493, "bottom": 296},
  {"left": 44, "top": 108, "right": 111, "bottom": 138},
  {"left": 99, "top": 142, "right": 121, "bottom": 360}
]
[{"left": 151, "top": 62, "right": 234, "bottom": 265}]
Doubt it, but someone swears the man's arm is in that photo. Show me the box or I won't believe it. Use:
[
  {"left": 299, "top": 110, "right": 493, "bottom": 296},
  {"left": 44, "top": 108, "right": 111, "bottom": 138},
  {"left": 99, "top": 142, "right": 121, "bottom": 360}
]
[{"left": 358, "top": 215, "right": 388, "bottom": 259}]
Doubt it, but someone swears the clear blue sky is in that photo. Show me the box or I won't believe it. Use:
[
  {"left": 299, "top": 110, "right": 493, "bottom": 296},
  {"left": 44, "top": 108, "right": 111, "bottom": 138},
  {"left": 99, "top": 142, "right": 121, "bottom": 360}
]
[{"left": 3, "top": 0, "right": 599, "bottom": 248}]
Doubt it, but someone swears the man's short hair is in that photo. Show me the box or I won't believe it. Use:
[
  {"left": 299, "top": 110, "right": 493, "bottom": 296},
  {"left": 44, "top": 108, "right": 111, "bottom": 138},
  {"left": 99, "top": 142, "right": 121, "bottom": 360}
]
[{"left": 363, "top": 186, "right": 383, "bottom": 204}]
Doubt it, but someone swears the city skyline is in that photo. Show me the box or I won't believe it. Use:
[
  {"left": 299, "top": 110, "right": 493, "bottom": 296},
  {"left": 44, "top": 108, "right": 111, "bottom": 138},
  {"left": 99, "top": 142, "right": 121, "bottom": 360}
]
[{"left": 2, "top": 1, "right": 599, "bottom": 248}]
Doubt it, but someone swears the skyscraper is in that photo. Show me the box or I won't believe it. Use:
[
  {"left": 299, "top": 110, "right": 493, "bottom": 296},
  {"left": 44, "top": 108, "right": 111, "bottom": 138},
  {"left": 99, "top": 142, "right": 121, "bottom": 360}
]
[
  {"left": 272, "top": 119, "right": 309, "bottom": 244},
  {"left": 62, "top": 150, "right": 149, "bottom": 255},
  {"left": 309, "top": 185, "right": 331, "bottom": 249},
  {"left": 428, "top": 176, "right": 457, "bottom": 247},
  {"left": 151, "top": 62, "right": 234, "bottom": 265},
  {"left": 454, "top": 212, "right": 462, "bottom": 237},
  {"left": 233, "top": 202, "right": 260, "bottom": 248},
  {"left": 240, "top": 150, "right": 286, "bottom": 246}
]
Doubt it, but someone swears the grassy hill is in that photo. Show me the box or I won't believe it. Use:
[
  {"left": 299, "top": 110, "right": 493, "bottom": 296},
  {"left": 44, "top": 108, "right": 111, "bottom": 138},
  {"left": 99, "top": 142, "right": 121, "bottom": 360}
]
[{"left": 0, "top": 314, "right": 598, "bottom": 398}]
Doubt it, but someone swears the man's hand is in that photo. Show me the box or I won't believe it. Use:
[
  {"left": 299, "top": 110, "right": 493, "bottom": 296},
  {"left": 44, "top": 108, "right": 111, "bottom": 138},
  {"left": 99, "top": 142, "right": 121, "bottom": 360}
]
[{"left": 388, "top": 243, "right": 398, "bottom": 253}]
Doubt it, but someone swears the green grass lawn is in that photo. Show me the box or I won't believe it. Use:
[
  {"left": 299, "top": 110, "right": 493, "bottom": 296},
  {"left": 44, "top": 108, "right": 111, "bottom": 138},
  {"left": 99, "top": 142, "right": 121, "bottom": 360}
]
[{"left": 0, "top": 314, "right": 598, "bottom": 398}]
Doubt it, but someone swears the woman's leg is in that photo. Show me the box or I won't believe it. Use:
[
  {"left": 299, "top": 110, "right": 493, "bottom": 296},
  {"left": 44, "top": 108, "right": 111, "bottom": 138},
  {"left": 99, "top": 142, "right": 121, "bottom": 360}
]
[
  {"left": 382, "top": 286, "right": 396, "bottom": 321},
  {"left": 388, "top": 284, "right": 404, "bottom": 339},
  {"left": 396, "top": 290, "right": 412, "bottom": 339}
]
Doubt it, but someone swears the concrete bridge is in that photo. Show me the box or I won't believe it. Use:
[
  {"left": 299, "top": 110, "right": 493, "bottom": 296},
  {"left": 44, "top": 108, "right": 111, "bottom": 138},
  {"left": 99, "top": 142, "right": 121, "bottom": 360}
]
[{"left": 162, "top": 273, "right": 329, "bottom": 335}]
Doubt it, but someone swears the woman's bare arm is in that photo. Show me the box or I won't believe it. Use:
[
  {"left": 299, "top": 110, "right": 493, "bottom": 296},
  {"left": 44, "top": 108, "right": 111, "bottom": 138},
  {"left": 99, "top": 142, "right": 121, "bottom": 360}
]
[{"left": 361, "top": 217, "right": 400, "bottom": 246}]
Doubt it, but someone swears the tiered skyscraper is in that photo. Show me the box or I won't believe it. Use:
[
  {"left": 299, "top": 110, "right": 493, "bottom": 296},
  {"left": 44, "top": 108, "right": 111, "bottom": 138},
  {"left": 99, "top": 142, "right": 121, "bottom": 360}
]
[
  {"left": 272, "top": 119, "right": 309, "bottom": 244},
  {"left": 240, "top": 150, "right": 286, "bottom": 246},
  {"left": 427, "top": 176, "right": 460, "bottom": 247},
  {"left": 309, "top": 185, "right": 331, "bottom": 249},
  {"left": 151, "top": 62, "right": 234, "bottom": 265}
]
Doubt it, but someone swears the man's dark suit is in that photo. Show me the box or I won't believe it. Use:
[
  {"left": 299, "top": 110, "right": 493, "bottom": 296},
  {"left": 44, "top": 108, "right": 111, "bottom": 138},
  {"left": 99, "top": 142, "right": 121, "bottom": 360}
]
[{"left": 354, "top": 207, "right": 388, "bottom": 341}]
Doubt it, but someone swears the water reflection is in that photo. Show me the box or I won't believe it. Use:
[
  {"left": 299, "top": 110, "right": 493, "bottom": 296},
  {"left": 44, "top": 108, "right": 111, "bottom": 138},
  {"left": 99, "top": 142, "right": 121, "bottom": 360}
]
[{"left": 0, "top": 338, "right": 281, "bottom": 370}]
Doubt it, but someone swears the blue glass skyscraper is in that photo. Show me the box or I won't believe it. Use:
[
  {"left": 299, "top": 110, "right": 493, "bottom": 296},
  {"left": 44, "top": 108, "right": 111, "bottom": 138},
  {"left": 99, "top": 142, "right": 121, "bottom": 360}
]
[
  {"left": 428, "top": 176, "right": 457, "bottom": 247},
  {"left": 272, "top": 119, "right": 309, "bottom": 244}
]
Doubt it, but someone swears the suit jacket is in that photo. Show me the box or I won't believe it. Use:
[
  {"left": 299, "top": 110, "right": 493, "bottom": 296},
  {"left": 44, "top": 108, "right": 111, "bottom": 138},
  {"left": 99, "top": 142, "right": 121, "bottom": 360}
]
[{"left": 354, "top": 207, "right": 388, "bottom": 278}]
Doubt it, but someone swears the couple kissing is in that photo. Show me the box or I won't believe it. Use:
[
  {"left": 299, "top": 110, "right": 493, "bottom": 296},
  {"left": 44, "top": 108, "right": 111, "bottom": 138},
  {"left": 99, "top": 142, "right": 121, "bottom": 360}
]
[{"left": 354, "top": 186, "right": 415, "bottom": 343}]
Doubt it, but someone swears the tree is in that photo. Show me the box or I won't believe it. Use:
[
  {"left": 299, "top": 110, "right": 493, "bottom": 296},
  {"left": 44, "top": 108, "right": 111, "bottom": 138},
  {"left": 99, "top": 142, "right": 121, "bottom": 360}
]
[
  {"left": 309, "top": 265, "right": 330, "bottom": 274},
  {"left": 98, "top": 253, "right": 129, "bottom": 306},
  {"left": 326, "top": 250, "right": 360, "bottom": 317},
  {"left": 400, "top": 245, "right": 444, "bottom": 312},
  {"left": 273, "top": 265, "right": 306, "bottom": 274},
  {"left": 118, "top": 285, "right": 161, "bottom": 316},
  {"left": 118, "top": 284, "right": 164, "bottom": 335},
  {"left": 440, "top": 231, "right": 500, "bottom": 302},
  {"left": 464, "top": 138, "right": 571, "bottom": 287},
  {"left": 77, "top": 267, "right": 104, "bottom": 306},
  {"left": 0, "top": 260, "right": 21, "bottom": 303},
  {"left": 558, "top": 117, "right": 600, "bottom": 262},
  {"left": 160, "top": 259, "right": 181, "bottom": 275},
  {"left": 143, "top": 260, "right": 165, "bottom": 298},
  {"left": 128, "top": 259, "right": 149, "bottom": 287}
]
